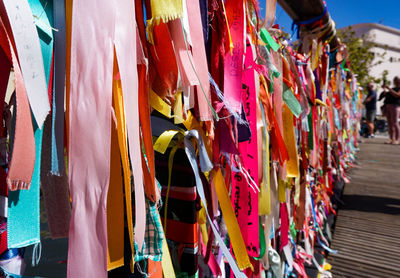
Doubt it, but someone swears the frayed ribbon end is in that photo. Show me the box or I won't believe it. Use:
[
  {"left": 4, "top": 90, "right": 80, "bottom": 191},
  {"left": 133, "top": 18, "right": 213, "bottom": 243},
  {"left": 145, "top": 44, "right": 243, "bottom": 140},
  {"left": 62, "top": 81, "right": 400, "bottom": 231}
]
[{"left": 6, "top": 178, "right": 31, "bottom": 191}]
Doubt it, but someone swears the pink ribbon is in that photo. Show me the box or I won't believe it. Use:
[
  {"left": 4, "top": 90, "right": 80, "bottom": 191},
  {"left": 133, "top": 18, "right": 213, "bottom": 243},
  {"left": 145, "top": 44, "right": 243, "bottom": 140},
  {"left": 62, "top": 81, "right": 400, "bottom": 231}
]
[
  {"left": 69, "top": 1, "right": 146, "bottom": 276},
  {"left": 167, "top": 19, "right": 198, "bottom": 87},
  {"left": 187, "top": 0, "right": 212, "bottom": 121},
  {"left": 68, "top": 0, "right": 115, "bottom": 277}
]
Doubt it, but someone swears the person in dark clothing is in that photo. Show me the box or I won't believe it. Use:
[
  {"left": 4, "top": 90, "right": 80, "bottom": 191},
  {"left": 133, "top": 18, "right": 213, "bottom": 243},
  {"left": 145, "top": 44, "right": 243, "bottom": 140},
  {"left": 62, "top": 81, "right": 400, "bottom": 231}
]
[
  {"left": 363, "top": 82, "right": 377, "bottom": 138},
  {"left": 382, "top": 76, "right": 400, "bottom": 144}
]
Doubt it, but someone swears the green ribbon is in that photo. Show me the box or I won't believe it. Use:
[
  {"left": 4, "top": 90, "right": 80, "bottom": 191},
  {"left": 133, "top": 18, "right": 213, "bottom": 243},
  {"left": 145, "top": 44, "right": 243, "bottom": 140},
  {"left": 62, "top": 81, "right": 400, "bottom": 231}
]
[
  {"left": 261, "top": 28, "right": 280, "bottom": 52},
  {"left": 283, "top": 84, "right": 302, "bottom": 118},
  {"left": 253, "top": 216, "right": 266, "bottom": 260}
]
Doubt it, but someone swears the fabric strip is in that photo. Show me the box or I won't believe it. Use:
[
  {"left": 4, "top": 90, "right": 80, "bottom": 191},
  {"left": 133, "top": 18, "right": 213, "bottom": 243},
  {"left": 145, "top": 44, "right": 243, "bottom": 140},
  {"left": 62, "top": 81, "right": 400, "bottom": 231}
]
[
  {"left": 223, "top": 0, "right": 244, "bottom": 113},
  {"left": 39, "top": 0, "right": 70, "bottom": 239},
  {"left": 114, "top": 0, "right": 146, "bottom": 251},
  {"left": 263, "top": 0, "right": 277, "bottom": 28},
  {"left": 186, "top": 0, "right": 213, "bottom": 121},
  {"left": 2, "top": 0, "right": 49, "bottom": 128},
  {"left": 241, "top": 39, "right": 260, "bottom": 257},
  {"left": 138, "top": 63, "right": 157, "bottom": 203},
  {"left": 184, "top": 130, "right": 246, "bottom": 277},
  {"left": 167, "top": 19, "right": 198, "bottom": 87},
  {"left": 7, "top": 40, "right": 38, "bottom": 248},
  {"left": 7, "top": 0, "right": 50, "bottom": 249},
  {"left": 68, "top": 0, "right": 115, "bottom": 276},
  {"left": 51, "top": 0, "right": 66, "bottom": 175},
  {"left": 112, "top": 63, "right": 135, "bottom": 270},
  {"left": 282, "top": 104, "right": 299, "bottom": 177},
  {"left": 150, "top": 0, "right": 183, "bottom": 24},
  {"left": 0, "top": 20, "right": 35, "bottom": 191},
  {"left": 259, "top": 102, "right": 271, "bottom": 216},
  {"left": 230, "top": 167, "right": 249, "bottom": 257},
  {"left": 212, "top": 169, "right": 252, "bottom": 270},
  {"left": 106, "top": 113, "right": 124, "bottom": 270}
]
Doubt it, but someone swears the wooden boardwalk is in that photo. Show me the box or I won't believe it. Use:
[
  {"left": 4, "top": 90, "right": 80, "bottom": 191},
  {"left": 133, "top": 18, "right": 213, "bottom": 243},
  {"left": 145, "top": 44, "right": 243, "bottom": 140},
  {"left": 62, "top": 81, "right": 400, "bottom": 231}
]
[{"left": 329, "top": 136, "right": 400, "bottom": 278}]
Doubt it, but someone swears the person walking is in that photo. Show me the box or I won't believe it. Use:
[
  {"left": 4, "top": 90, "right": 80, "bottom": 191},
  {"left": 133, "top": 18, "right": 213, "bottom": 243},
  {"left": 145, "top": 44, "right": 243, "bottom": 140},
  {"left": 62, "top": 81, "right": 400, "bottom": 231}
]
[
  {"left": 363, "top": 82, "right": 377, "bottom": 138},
  {"left": 382, "top": 76, "right": 400, "bottom": 144}
]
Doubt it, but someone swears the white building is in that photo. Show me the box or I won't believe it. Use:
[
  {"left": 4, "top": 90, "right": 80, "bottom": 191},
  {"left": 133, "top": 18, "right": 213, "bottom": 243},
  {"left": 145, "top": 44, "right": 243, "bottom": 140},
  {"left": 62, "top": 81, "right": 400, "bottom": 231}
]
[{"left": 348, "top": 23, "right": 400, "bottom": 115}]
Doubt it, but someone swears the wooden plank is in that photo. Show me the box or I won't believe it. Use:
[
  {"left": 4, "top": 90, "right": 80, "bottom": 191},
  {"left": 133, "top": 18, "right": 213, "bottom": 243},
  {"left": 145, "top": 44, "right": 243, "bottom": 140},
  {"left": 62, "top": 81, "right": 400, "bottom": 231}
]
[{"left": 329, "top": 137, "right": 400, "bottom": 278}]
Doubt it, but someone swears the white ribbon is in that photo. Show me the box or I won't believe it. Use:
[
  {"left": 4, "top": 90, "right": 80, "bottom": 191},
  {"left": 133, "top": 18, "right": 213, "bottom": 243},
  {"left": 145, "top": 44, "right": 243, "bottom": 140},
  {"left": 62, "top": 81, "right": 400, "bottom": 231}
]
[{"left": 3, "top": 0, "right": 50, "bottom": 128}]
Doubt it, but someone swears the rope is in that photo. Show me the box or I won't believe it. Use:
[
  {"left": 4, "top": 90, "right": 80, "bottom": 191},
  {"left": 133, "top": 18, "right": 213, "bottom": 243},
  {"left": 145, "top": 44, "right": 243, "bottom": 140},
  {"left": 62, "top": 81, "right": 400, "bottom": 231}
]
[{"left": 291, "top": 1, "right": 328, "bottom": 38}]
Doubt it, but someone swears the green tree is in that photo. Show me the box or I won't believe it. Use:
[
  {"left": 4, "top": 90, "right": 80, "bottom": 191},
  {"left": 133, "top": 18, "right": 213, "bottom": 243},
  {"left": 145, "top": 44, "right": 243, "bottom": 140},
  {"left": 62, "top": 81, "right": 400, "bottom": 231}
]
[{"left": 337, "top": 26, "right": 386, "bottom": 89}]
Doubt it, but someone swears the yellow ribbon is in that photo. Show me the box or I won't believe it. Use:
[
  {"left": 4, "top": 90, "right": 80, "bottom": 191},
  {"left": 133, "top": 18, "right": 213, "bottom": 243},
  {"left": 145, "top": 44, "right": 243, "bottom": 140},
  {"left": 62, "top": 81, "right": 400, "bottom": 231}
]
[
  {"left": 212, "top": 169, "right": 252, "bottom": 270},
  {"left": 315, "top": 99, "right": 328, "bottom": 107},
  {"left": 173, "top": 91, "right": 184, "bottom": 124},
  {"left": 159, "top": 214, "right": 176, "bottom": 278},
  {"left": 199, "top": 205, "right": 208, "bottom": 245},
  {"left": 150, "top": 89, "right": 172, "bottom": 118},
  {"left": 163, "top": 145, "right": 179, "bottom": 232},
  {"left": 259, "top": 118, "right": 271, "bottom": 215},
  {"left": 106, "top": 115, "right": 124, "bottom": 270},
  {"left": 282, "top": 104, "right": 299, "bottom": 177},
  {"left": 112, "top": 64, "right": 135, "bottom": 271}
]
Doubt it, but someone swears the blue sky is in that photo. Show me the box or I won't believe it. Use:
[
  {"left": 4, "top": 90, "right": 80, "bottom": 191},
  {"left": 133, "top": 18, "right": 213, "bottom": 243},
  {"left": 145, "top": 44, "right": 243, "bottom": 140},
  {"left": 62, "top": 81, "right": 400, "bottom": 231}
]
[{"left": 260, "top": 0, "right": 400, "bottom": 34}]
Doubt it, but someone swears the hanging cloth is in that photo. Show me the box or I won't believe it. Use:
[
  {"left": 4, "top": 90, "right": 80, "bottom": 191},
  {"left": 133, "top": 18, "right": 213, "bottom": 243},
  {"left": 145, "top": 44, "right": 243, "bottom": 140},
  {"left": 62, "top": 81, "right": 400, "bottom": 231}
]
[
  {"left": 106, "top": 62, "right": 125, "bottom": 270},
  {"left": 259, "top": 102, "right": 271, "bottom": 216},
  {"left": 187, "top": 0, "right": 213, "bottom": 121},
  {"left": 138, "top": 43, "right": 157, "bottom": 203},
  {"left": 0, "top": 0, "right": 36, "bottom": 191},
  {"left": 68, "top": 0, "right": 115, "bottom": 276},
  {"left": 2, "top": 0, "right": 50, "bottom": 128},
  {"left": 282, "top": 104, "right": 299, "bottom": 177},
  {"left": 134, "top": 0, "right": 157, "bottom": 203},
  {"left": 39, "top": 0, "right": 71, "bottom": 239},
  {"left": 263, "top": 0, "right": 277, "bottom": 28},
  {"left": 271, "top": 51, "right": 286, "bottom": 179},
  {"left": 114, "top": 0, "right": 146, "bottom": 251},
  {"left": 240, "top": 38, "right": 260, "bottom": 257},
  {"left": 148, "top": 22, "right": 178, "bottom": 100},
  {"left": 212, "top": 169, "right": 252, "bottom": 270},
  {"left": 6, "top": 33, "right": 37, "bottom": 248},
  {"left": 51, "top": 0, "right": 66, "bottom": 176},
  {"left": 223, "top": 0, "right": 244, "bottom": 114},
  {"left": 149, "top": 0, "right": 183, "bottom": 24},
  {"left": 8, "top": 0, "right": 52, "bottom": 250},
  {"left": 259, "top": 80, "right": 288, "bottom": 165},
  {"left": 112, "top": 60, "right": 136, "bottom": 272},
  {"left": 167, "top": 19, "right": 199, "bottom": 87}
]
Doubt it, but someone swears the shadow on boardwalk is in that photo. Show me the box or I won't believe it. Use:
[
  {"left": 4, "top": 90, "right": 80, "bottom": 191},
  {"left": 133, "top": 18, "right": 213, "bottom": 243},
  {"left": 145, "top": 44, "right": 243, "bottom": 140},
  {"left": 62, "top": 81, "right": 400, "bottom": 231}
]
[{"left": 341, "top": 194, "right": 400, "bottom": 215}]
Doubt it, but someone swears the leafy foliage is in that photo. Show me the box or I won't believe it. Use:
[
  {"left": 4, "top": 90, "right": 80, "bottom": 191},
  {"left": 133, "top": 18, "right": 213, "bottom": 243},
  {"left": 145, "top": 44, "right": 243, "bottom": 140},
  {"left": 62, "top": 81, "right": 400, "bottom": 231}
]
[{"left": 338, "top": 26, "right": 386, "bottom": 89}]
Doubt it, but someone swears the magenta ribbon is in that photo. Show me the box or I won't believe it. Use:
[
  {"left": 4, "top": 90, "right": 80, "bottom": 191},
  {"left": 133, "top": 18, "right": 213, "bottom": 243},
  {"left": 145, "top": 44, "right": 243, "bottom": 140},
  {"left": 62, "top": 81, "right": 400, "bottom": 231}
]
[
  {"left": 239, "top": 40, "right": 260, "bottom": 257},
  {"left": 223, "top": 0, "right": 244, "bottom": 114}
]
